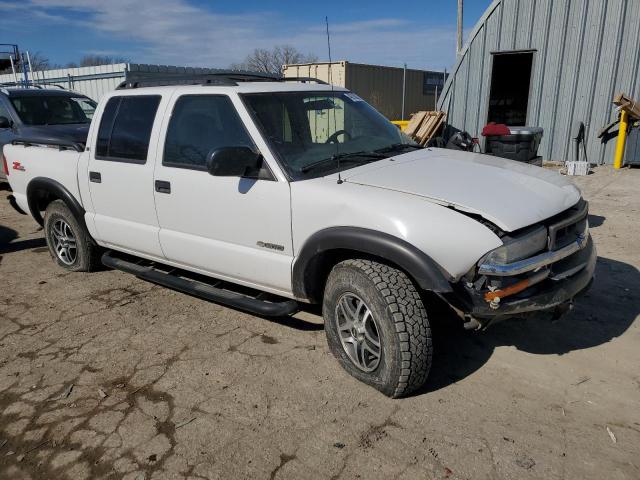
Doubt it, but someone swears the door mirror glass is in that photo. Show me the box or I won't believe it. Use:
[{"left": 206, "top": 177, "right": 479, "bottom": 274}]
[
  {"left": 206, "top": 146, "right": 262, "bottom": 177},
  {"left": 0, "top": 116, "right": 11, "bottom": 129}
]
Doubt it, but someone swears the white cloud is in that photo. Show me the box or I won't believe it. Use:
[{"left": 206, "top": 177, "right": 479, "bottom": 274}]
[{"left": 13, "top": 0, "right": 457, "bottom": 70}]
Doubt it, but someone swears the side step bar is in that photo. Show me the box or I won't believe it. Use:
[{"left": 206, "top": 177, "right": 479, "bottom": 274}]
[{"left": 101, "top": 251, "right": 298, "bottom": 317}]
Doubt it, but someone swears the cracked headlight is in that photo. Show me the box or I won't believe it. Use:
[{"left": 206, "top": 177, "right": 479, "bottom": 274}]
[{"left": 480, "top": 225, "right": 548, "bottom": 265}]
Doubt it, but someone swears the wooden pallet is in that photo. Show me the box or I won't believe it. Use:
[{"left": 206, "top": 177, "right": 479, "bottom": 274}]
[
  {"left": 404, "top": 111, "right": 428, "bottom": 138},
  {"left": 413, "top": 111, "right": 446, "bottom": 145}
]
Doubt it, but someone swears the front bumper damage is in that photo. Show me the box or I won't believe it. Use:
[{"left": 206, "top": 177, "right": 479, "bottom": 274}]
[{"left": 446, "top": 200, "right": 596, "bottom": 329}]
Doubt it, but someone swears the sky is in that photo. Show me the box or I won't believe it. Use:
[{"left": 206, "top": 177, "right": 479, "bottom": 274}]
[{"left": 0, "top": 0, "right": 491, "bottom": 72}]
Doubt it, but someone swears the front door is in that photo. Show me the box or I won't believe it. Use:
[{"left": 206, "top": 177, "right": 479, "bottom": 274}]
[
  {"left": 86, "top": 94, "right": 166, "bottom": 258},
  {"left": 152, "top": 94, "right": 293, "bottom": 296}
]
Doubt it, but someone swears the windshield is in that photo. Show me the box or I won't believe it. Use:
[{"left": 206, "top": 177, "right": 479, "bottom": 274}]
[
  {"left": 242, "top": 91, "right": 417, "bottom": 179},
  {"left": 10, "top": 95, "right": 97, "bottom": 126}
]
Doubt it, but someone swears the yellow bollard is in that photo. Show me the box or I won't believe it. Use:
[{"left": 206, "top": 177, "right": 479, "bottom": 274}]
[{"left": 613, "top": 110, "right": 629, "bottom": 169}]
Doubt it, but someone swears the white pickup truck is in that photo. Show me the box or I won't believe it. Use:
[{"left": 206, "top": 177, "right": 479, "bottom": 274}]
[{"left": 3, "top": 73, "right": 595, "bottom": 397}]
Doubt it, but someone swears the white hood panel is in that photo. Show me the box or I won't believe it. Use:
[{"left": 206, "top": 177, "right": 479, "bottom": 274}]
[{"left": 343, "top": 148, "right": 581, "bottom": 231}]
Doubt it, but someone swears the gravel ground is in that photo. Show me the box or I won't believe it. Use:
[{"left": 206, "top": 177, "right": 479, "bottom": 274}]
[{"left": 0, "top": 166, "right": 639, "bottom": 480}]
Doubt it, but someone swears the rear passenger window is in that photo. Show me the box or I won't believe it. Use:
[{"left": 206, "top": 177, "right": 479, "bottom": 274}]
[
  {"left": 163, "top": 95, "right": 254, "bottom": 169},
  {"left": 96, "top": 95, "right": 161, "bottom": 163}
]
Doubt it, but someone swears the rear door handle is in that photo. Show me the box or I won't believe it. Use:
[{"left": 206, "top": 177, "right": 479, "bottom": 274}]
[
  {"left": 89, "top": 171, "right": 101, "bottom": 183},
  {"left": 155, "top": 180, "right": 171, "bottom": 194}
]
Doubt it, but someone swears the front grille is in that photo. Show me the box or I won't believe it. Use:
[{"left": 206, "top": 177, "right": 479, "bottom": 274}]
[
  {"left": 477, "top": 199, "right": 590, "bottom": 280},
  {"left": 467, "top": 199, "right": 594, "bottom": 314},
  {"left": 546, "top": 199, "right": 588, "bottom": 250}
]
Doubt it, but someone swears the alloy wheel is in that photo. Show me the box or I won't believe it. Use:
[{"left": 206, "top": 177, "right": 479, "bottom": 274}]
[
  {"left": 51, "top": 219, "right": 77, "bottom": 265},
  {"left": 334, "top": 293, "right": 381, "bottom": 372}
]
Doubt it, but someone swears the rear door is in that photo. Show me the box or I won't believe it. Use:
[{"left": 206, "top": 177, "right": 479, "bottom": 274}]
[
  {"left": 152, "top": 93, "right": 293, "bottom": 295},
  {"left": 86, "top": 94, "right": 166, "bottom": 257}
]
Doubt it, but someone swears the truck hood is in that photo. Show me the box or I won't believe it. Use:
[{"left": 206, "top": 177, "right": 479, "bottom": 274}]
[
  {"left": 341, "top": 148, "right": 581, "bottom": 232},
  {"left": 18, "top": 123, "right": 90, "bottom": 145}
]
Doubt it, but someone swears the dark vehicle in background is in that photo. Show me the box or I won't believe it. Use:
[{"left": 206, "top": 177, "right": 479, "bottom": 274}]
[{"left": 0, "top": 86, "right": 96, "bottom": 181}]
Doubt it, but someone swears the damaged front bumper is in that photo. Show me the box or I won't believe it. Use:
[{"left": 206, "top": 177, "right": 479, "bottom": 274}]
[{"left": 446, "top": 234, "right": 596, "bottom": 329}]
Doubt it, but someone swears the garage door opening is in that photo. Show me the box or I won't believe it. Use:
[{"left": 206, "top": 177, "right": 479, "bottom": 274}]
[{"left": 487, "top": 51, "right": 534, "bottom": 126}]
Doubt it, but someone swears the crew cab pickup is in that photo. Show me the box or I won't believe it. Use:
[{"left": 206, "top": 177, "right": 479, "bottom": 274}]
[{"left": 3, "top": 73, "right": 596, "bottom": 397}]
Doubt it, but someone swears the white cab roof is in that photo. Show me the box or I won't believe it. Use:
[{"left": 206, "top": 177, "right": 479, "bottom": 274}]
[{"left": 104, "top": 81, "right": 348, "bottom": 98}]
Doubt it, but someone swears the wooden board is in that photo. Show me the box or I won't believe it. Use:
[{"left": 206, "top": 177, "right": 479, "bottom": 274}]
[
  {"left": 415, "top": 111, "right": 446, "bottom": 145},
  {"left": 404, "top": 111, "right": 427, "bottom": 137},
  {"left": 614, "top": 93, "right": 640, "bottom": 119}
]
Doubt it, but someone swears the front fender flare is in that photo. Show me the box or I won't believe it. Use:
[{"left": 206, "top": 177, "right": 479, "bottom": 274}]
[
  {"left": 292, "top": 227, "right": 453, "bottom": 301},
  {"left": 26, "top": 177, "right": 86, "bottom": 229}
]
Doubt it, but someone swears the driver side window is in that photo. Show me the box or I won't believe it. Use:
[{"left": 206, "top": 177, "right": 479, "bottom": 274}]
[{"left": 163, "top": 95, "right": 255, "bottom": 170}]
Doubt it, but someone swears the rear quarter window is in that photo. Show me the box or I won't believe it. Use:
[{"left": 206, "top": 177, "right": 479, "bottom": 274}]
[{"left": 96, "top": 95, "right": 161, "bottom": 163}]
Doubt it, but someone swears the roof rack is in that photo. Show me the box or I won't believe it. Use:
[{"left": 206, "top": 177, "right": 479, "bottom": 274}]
[
  {"left": 282, "top": 77, "right": 328, "bottom": 85},
  {"left": 0, "top": 82, "right": 69, "bottom": 91},
  {"left": 116, "top": 72, "right": 328, "bottom": 89},
  {"left": 0, "top": 82, "right": 44, "bottom": 89}
]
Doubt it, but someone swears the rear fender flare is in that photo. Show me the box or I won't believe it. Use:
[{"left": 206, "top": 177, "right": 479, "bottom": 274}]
[
  {"left": 292, "top": 227, "right": 453, "bottom": 302},
  {"left": 26, "top": 177, "right": 87, "bottom": 231}
]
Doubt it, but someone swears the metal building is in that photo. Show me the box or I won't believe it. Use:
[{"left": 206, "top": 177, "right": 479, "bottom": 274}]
[
  {"left": 284, "top": 61, "right": 446, "bottom": 120},
  {"left": 0, "top": 63, "right": 226, "bottom": 102},
  {"left": 438, "top": 0, "right": 640, "bottom": 165}
]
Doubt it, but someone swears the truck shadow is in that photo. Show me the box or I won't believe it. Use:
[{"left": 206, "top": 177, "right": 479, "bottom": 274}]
[
  {"left": 0, "top": 225, "right": 47, "bottom": 254},
  {"left": 419, "top": 256, "right": 639, "bottom": 394},
  {"left": 588, "top": 214, "right": 606, "bottom": 228}
]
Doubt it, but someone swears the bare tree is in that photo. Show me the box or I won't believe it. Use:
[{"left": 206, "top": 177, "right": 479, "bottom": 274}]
[
  {"left": 230, "top": 45, "right": 318, "bottom": 75},
  {"left": 79, "top": 54, "right": 129, "bottom": 67},
  {"left": 0, "top": 51, "right": 52, "bottom": 75},
  {"left": 1, "top": 52, "right": 129, "bottom": 75},
  {"left": 27, "top": 51, "right": 51, "bottom": 71}
]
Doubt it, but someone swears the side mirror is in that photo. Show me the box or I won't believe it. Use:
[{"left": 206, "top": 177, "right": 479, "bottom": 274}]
[
  {"left": 0, "top": 116, "right": 11, "bottom": 129},
  {"left": 206, "top": 146, "right": 262, "bottom": 177}
]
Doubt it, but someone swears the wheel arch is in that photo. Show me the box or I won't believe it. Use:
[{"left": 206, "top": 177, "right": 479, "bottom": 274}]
[
  {"left": 292, "top": 227, "right": 453, "bottom": 303},
  {"left": 26, "top": 177, "right": 87, "bottom": 231}
]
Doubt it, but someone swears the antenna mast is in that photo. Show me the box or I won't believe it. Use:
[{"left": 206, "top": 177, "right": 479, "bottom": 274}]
[{"left": 325, "top": 16, "right": 343, "bottom": 184}]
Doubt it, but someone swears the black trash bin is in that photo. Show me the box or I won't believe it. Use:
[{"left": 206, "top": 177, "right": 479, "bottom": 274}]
[
  {"left": 485, "top": 126, "right": 544, "bottom": 163},
  {"left": 624, "top": 122, "right": 640, "bottom": 166}
]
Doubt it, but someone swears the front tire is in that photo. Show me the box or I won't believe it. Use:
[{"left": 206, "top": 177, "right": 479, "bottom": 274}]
[
  {"left": 323, "top": 259, "right": 432, "bottom": 398},
  {"left": 44, "top": 200, "right": 100, "bottom": 272}
]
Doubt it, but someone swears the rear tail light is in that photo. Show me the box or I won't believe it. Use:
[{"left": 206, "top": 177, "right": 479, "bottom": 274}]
[{"left": 1, "top": 153, "right": 8, "bottom": 176}]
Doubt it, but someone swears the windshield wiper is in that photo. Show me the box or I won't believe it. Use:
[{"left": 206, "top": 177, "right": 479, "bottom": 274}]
[
  {"left": 374, "top": 143, "right": 423, "bottom": 154},
  {"left": 301, "top": 151, "right": 387, "bottom": 173}
]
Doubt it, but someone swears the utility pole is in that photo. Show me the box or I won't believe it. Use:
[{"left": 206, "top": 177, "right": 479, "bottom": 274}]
[
  {"left": 457, "top": 0, "right": 464, "bottom": 55},
  {"left": 401, "top": 63, "right": 407, "bottom": 120}
]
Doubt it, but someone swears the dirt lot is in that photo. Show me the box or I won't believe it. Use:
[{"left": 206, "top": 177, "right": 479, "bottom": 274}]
[{"left": 0, "top": 166, "right": 639, "bottom": 480}]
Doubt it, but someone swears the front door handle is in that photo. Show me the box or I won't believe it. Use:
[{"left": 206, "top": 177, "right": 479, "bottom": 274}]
[
  {"left": 155, "top": 180, "right": 171, "bottom": 194},
  {"left": 89, "top": 171, "right": 101, "bottom": 183}
]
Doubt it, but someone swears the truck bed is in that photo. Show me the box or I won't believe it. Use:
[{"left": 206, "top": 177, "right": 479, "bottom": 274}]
[{"left": 3, "top": 143, "right": 83, "bottom": 218}]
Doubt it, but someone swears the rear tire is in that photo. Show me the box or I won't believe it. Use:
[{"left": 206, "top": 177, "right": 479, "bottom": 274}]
[
  {"left": 44, "top": 200, "right": 100, "bottom": 272},
  {"left": 323, "top": 259, "right": 432, "bottom": 398}
]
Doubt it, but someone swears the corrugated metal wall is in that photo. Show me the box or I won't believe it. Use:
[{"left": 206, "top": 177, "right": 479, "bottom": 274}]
[
  {"left": 0, "top": 64, "right": 127, "bottom": 100},
  {"left": 0, "top": 63, "right": 226, "bottom": 102},
  {"left": 438, "top": 0, "right": 640, "bottom": 164},
  {"left": 283, "top": 62, "right": 437, "bottom": 120},
  {"left": 346, "top": 63, "right": 437, "bottom": 119}
]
